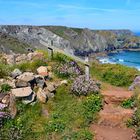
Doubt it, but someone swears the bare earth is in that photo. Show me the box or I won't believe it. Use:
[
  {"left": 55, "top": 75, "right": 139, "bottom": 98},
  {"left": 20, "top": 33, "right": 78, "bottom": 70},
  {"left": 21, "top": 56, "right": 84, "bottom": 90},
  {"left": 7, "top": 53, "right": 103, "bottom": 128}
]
[{"left": 90, "top": 85, "right": 136, "bottom": 140}]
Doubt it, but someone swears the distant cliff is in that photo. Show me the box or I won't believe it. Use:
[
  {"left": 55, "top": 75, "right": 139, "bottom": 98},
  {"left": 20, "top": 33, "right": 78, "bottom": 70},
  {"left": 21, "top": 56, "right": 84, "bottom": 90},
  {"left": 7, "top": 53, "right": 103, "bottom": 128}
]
[{"left": 0, "top": 25, "right": 140, "bottom": 56}]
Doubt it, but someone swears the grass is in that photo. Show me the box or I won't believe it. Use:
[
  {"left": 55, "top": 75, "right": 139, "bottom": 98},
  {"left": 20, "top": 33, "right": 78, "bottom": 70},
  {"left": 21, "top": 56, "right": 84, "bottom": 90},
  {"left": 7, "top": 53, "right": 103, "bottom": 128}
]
[
  {"left": 1, "top": 84, "right": 102, "bottom": 140},
  {"left": 44, "top": 85, "right": 102, "bottom": 140},
  {"left": 91, "top": 63, "right": 139, "bottom": 87}
]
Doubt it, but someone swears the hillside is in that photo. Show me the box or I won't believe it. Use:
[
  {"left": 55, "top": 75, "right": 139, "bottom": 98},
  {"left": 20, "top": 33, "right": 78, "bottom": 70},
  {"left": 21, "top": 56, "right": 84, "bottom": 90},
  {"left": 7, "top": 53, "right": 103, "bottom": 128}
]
[{"left": 0, "top": 25, "right": 140, "bottom": 55}]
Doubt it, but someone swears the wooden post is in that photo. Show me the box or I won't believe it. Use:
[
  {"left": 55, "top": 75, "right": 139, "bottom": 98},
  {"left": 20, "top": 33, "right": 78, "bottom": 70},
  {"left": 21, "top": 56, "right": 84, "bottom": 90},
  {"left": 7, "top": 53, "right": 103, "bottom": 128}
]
[
  {"left": 85, "top": 56, "right": 90, "bottom": 81},
  {"left": 48, "top": 47, "right": 53, "bottom": 60}
]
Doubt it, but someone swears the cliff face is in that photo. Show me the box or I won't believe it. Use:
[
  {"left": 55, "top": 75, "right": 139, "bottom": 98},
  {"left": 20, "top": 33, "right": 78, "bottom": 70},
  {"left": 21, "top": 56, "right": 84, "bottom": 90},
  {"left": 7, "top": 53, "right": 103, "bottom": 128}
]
[{"left": 0, "top": 25, "right": 140, "bottom": 55}]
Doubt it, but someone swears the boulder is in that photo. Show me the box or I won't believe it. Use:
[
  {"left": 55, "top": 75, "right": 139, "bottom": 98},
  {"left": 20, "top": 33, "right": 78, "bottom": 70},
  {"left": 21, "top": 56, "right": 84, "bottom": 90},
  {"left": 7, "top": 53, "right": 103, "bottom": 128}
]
[
  {"left": 15, "top": 80, "right": 29, "bottom": 88},
  {"left": 11, "top": 69, "right": 22, "bottom": 79},
  {"left": 11, "top": 87, "right": 33, "bottom": 98},
  {"left": 37, "top": 66, "right": 48, "bottom": 76},
  {"left": 22, "top": 92, "right": 36, "bottom": 104},
  {"left": 46, "top": 83, "right": 56, "bottom": 92},
  {"left": 37, "top": 88, "right": 48, "bottom": 103},
  {"left": 9, "top": 94, "right": 17, "bottom": 119},
  {"left": 2, "top": 95, "right": 10, "bottom": 104},
  {"left": 17, "top": 72, "right": 35, "bottom": 82}
]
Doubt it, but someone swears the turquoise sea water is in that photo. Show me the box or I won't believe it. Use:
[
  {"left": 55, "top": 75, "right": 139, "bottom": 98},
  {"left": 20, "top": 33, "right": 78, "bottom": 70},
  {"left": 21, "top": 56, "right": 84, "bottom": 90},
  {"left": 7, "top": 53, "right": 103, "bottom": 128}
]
[{"left": 99, "top": 51, "right": 140, "bottom": 70}]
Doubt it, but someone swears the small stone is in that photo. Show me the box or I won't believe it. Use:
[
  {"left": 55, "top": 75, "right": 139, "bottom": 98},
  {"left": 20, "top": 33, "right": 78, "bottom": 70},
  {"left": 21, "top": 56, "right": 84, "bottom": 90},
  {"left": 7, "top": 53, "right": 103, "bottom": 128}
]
[
  {"left": 37, "top": 88, "right": 48, "bottom": 103},
  {"left": 46, "top": 83, "right": 56, "bottom": 92},
  {"left": 9, "top": 94, "right": 17, "bottom": 119},
  {"left": 60, "top": 80, "right": 68, "bottom": 85},
  {"left": 2, "top": 95, "right": 10, "bottom": 104},
  {"left": 11, "top": 87, "right": 33, "bottom": 98},
  {"left": 0, "top": 94, "right": 6, "bottom": 102}
]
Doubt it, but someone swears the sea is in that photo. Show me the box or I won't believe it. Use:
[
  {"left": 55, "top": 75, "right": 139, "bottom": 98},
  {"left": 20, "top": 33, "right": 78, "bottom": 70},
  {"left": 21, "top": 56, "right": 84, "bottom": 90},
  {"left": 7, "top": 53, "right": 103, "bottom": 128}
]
[
  {"left": 98, "top": 50, "right": 140, "bottom": 70},
  {"left": 98, "top": 31, "right": 140, "bottom": 70}
]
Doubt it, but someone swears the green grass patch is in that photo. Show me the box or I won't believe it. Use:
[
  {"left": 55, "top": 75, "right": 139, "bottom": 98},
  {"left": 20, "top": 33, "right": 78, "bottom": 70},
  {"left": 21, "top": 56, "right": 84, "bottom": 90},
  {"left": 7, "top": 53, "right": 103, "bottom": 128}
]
[{"left": 91, "top": 63, "right": 139, "bottom": 87}]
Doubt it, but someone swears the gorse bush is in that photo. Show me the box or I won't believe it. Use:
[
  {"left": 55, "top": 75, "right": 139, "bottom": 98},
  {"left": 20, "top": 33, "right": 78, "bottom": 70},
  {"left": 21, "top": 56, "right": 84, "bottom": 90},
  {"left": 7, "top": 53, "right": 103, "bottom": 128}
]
[
  {"left": 83, "top": 94, "right": 103, "bottom": 124},
  {"left": 91, "top": 63, "right": 139, "bottom": 87}
]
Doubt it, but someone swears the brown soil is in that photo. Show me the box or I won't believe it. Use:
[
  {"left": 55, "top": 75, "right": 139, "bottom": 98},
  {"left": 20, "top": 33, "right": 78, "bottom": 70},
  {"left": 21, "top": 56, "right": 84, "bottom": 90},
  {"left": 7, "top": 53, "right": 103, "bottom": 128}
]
[{"left": 90, "top": 85, "right": 136, "bottom": 140}]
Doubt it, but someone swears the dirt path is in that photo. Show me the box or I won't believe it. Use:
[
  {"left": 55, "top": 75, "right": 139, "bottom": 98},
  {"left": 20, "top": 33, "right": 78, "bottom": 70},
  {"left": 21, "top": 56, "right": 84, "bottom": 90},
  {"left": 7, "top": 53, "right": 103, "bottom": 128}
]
[{"left": 90, "top": 85, "right": 136, "bottom": 140}]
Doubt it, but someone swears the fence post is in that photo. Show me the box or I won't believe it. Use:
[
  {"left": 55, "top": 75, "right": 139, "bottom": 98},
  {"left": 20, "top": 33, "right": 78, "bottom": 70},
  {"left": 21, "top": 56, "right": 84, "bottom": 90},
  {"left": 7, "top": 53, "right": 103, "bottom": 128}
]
[
  {"left": 85, "top": 56, "right": 90, "bottom": 81},
  {"left": 48, "top": 47, "right": 53, "bottom": 60}
]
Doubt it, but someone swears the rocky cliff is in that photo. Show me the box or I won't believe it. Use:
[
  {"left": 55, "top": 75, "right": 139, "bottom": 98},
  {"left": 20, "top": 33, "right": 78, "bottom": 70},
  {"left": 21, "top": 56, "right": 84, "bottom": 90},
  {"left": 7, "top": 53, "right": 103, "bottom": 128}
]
[{"left": 0, "top": 25, "right": 140, "bottom": 56}]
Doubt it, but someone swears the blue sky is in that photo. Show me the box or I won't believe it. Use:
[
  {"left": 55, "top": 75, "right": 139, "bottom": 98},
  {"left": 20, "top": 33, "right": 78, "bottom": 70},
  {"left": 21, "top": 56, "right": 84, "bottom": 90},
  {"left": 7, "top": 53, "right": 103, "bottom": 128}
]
[{"left": 0, "top": 0, "right": 140, "bottom": 31}]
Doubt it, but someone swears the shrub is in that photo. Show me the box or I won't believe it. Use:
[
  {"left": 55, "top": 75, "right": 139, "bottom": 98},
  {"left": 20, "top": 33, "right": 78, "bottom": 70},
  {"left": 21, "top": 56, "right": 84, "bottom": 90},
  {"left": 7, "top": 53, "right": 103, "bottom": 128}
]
[
  {"left": 71, "top": 75, "right": 100, "bottom": 96},
  {"left": 63, "top": 129, "right": 93, "bottom": 140},
  {"left": 0, "top": 63, "right": 10, "bottom": 78},
  {"left": 121, "top": 98, "right": 135, "bottom": 109},
  {"left": 55, "top": 60, "right": 83, "bottom": 78},
  {"left": 83, "top": 94, "right": 103, "bottom": 124},
  {"left": 0, "top": 84, "right": 12, "bottom": 93},
  {"left": 91, "top": 63, "right": 139, "bottom": 87}
]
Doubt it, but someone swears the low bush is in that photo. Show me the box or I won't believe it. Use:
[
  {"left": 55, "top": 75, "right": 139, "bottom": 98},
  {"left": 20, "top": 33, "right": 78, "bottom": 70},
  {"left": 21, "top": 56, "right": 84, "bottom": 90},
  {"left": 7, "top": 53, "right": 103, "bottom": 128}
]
[
  {"left": 83, "top": 94, "right": 103, "bottom": 124},
  {"left": 0, "top": 84, "right": 12, "bottom": 93},
  {"left": 91, "top": 63, "right": 139, "bottom": 87},
  {"left": 63, "top": 129, "right": 93, "bottom": 140},
  {"left": 54, "top": 60, "right": 83, "bottom": 78},
  {"left": 71, "top": 75, "right": 100, "bottom": 96},
  {"left": 121, "top": 98, "right": 135, "bottom": 109},
  {"left": 0, "top": 63, "right": 11, "bottom": 78}
]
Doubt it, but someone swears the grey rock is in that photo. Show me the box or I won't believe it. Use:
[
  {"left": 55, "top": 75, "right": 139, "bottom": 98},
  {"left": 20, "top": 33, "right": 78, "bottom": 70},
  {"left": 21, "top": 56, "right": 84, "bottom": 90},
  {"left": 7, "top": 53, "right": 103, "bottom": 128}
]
[
  {"left": 37, "top": 88, "right": 48, "bottom": 103},
  {"left": 11, "top": 69, "right": 22, "bottom": 79},
  {"left": 15, "top": 80, "right": 29, "bottom": 88},
  {"left": 22, "top": 92, "right": 36, "bottom": 104},
  {"left": 9, "top": 94, "right": 17, "bottom": 119},
  {"left": 46, "top": 83, "right": 56, "bottom": 92},
  {"left": 35, "top": 75, "right": 46, "bottom": 88},
  {"left": 17, "top": 72, "right": 35, "bottom": 82}
]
